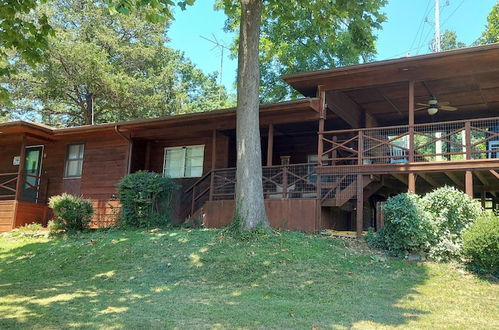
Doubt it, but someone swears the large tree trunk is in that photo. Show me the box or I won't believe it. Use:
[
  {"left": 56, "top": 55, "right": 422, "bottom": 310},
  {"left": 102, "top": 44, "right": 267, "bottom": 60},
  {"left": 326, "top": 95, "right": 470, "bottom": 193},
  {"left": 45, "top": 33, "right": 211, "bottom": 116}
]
[{"left": 234, "top": 0, "right": 269, "bottom": 230}]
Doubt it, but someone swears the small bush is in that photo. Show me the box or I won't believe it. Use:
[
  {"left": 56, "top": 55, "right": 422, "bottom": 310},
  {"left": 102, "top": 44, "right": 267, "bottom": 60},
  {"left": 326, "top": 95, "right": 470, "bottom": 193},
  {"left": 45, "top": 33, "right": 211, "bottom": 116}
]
[
  {"left": 422, "top": 186, "right": 483, "bottom": 260},
  {"left": 9, "top": 223, "right": 46, "bottom": 238},
  {"left": 380, "top": 193, "right": 435, "bottom": 256},
  {"left": 117, "top": 171, "right": 178, "bottom": 228},
  {"left": 48, "top": 194, "right": 93, "bottom": 232},
  {"left": 462, "top": 214, "right": 499, "bottom": 276}
]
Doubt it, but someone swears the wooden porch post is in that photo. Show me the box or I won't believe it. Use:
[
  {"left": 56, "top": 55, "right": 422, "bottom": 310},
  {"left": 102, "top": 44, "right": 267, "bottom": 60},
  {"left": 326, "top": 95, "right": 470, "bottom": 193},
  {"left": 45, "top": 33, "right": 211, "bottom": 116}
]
[
  {"left": 408, "top": 81, "right": 416, "bottom": 193},
  {"left": 14, "top": 134, "right": 27, "bottom": 201},
  {"left": 209, "top": 130, "right": 217, "bottom": 201},
  {"left": 266, "top": 124, "right": 273, "bottom": 166},
  {"left": 356, "top": 174, "right": 363, "bottom": 238},
  {"left": 408, "top": 80, "right": 415, "bottom": 162},
  {"left": 211, "top": 130, "right": 217, "bottom": 170},
  {"left": 316, "top": 85, "right": 326, "bottom": 232},
  {"left": 144, "top": 141, "right": 151, "bottom": 171},
  {"left": 465, "top": 171, "right": 473, "bottom": 197}
]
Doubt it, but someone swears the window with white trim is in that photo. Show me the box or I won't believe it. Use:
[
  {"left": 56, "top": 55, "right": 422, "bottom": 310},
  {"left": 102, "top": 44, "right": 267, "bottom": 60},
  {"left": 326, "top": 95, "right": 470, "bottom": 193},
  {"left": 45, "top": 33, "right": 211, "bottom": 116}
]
[
  {"left": 163, "top": 145, "right": 205, "bottom": 178},
  {"left": 64, "top": 143, "right": 85, "bottom": 178}
]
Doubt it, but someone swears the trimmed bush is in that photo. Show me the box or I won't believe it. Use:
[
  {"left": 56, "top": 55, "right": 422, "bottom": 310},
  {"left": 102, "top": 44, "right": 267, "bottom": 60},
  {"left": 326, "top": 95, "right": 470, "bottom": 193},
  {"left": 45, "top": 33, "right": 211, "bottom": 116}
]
[
  {"left": 380, "top": 193, "right": 435, "bottom": 256},
  {"left": 371, "top": 186, "right": 484, "bottom": 260},
  {"left": 421, "top": 186, "right": 484, "bottom": 260},
  {"left": 117, "top": 171, "right": 178, "bottom": 227},
  {"left": 48, "top": 193, "right": 93, "bottom": 231},
  {"left": 462, "top": 214, "right": 499, "bottom": 276}
]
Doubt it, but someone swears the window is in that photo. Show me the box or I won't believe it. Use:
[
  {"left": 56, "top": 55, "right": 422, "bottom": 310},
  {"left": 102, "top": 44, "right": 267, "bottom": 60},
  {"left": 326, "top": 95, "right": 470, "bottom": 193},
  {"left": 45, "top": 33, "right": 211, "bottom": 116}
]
[
  {"left": 64, "top": 143, "right": 84, "bottom": 178},
  {"left": 163, "top": 145, "right": 204, "bottom": 178}
]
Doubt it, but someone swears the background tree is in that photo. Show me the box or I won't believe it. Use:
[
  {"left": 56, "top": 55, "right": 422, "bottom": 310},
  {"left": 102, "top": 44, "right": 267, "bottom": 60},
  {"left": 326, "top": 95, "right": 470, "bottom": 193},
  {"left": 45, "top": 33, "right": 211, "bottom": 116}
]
[
  {"left": 218, "top": 0, "right": 386, "bottom": 102},
  {"left": 2, "top": 0, "right": 230, "bottom": 127},
  {"left": 476, "top": 2, "right": 498, "bottom": 45},
  {"left": 0, "top": 0, "right": 52, "bottom": 101},
  {"left": 440, "top": 29, "right": 466, "bottom": 51}
]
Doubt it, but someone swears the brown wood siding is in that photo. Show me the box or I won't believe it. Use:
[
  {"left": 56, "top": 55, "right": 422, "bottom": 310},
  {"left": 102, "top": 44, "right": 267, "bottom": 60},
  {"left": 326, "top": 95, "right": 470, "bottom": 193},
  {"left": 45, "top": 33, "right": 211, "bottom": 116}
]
[
  {"left": 40, "top": 132, "right": 129, "bottom": 201},
  {"left": 90, "top": 200, "right": 121, "bottom": 228},
  {"left": 144, "top": 134, "right": 229, "bottom": 221},
  {"left": 271, "top": 134, "right": 317, "bottom": 165},
  {"left": 14, "top": 201, "right": 48, "bottom": 227},
  {"left": 0, "top": 201, "right": 15, "bottom": 231},
  {"left": 0, "top": 136, "right": 21, "bottom": 173},
  {"left": 203, "top": 199, "right": 318, "bottom": 232}
]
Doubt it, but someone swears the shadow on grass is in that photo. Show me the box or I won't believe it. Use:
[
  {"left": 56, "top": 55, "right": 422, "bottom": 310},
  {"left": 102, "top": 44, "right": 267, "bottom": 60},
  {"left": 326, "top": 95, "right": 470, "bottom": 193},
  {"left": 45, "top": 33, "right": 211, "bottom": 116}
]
[{"left": 0, "top": 230, "right": 431, "bottom": 329}]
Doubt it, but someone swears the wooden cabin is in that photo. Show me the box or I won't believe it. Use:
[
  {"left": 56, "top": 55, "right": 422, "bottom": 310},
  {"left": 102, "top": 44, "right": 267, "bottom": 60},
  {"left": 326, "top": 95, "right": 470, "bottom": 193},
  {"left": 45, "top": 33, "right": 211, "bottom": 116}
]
[{"left": 1, "top": 44, "right": 498, "bottom": 234}]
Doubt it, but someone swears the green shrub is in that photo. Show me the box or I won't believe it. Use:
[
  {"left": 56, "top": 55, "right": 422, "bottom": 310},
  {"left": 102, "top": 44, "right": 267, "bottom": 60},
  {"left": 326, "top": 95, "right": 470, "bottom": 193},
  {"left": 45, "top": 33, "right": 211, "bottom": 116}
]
[
  {"left": 380, "top": 193, "right": 435, "bottom": 256},
  {"left": 9, "top": 223, "right": 46, "bottom": 238},
  {"left": 422, "top": 186, "right": 483, "bottom": 260},
  {"left": 117, "top": 171, "right": 178, "bottom": 228},
  {"left": 462, "top": 214, "right": 499, "bottom": 276},
  {"left": 48, "top": 193, "right": 93, "bottom": 232},
  {"left": 47, "top": 219, "right": 64, "bottom": 231}
]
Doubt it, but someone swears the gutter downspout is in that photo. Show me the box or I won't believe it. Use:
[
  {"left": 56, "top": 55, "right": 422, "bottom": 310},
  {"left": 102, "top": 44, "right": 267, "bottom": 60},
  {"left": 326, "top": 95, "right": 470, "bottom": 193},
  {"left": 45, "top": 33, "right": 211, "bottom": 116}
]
[{"left": 115, "top": 125, "right": 132, "bottom": 175}]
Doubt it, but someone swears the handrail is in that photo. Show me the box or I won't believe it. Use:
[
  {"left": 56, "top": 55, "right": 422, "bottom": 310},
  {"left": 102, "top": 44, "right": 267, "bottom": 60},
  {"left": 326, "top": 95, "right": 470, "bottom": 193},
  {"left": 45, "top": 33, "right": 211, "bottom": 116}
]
[
  {"left": 319, "top": 116, "right": 499, "bottom": 165},
  {"left": 0, "top": 172, "right": 48, "bottom": 203},
  {"left": 321, "top": 116, "right": 499, "bottom": 135},
  {"left": 184, "top": 170, "right": 213, "bottom": 193},
  {"left": 0, "top": 172, "right": 18, "bottom": 176}
]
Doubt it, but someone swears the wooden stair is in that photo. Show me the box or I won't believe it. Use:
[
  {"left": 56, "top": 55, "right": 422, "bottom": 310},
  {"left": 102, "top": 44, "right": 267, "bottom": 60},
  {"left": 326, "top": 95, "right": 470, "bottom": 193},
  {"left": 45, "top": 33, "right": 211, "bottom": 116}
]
[{"left": 321, "top": 175, "right": 378, "bottom": 207}]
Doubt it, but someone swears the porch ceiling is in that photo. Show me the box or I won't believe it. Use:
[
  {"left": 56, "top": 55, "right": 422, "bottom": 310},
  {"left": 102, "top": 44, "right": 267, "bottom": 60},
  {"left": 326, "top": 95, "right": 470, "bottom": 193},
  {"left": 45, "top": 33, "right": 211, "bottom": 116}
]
[
  {"left": 341, "top": 70, "right": 499, "bottom": 125},
  {"left": 284, "top": 44, "right": 499, "bottom": 126}
]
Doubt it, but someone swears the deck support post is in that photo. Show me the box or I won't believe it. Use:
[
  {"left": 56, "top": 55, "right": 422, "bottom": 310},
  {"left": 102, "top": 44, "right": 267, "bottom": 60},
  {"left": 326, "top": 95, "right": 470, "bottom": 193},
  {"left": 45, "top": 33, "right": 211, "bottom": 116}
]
[
  {"left": 408, "top": 173, "right": 416, "bottom": 193},
  {"left": 465, "top": 171, "right": 473, "bottom": 197},
  {"left": 267, "top": 124, "right": 273, "bottom": 166},
  {"left": 481, "top": 191, "right": 486, "bottom": 208},
  {"left": 356, "top": 174, "right": 363, "bottom": 238},
  {"left": 14, "top": 134, "right": 27, "bottom": 201}
]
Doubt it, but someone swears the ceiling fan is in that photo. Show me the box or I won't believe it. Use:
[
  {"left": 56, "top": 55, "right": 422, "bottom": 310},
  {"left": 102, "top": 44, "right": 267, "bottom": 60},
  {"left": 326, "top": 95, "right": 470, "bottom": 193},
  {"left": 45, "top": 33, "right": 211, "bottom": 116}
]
[{"left": 415, "top": 98, "right": 458, "bottom": 116}]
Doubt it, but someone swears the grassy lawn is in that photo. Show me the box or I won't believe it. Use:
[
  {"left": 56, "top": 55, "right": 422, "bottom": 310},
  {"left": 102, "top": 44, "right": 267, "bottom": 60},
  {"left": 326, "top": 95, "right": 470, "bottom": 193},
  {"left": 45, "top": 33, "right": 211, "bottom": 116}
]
[{"left": 0, "top": 228, "right": 497, "bottom": 329}]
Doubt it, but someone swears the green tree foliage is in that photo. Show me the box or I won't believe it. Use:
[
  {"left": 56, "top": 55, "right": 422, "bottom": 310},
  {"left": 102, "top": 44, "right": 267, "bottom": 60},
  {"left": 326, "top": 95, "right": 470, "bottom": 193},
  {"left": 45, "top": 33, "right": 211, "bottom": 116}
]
[
  {"left": 440, "top": 29, "right": 466, "bottom": 51},
  {"left": 2, "top": 0, "right": 231, "bottom": 126},
  {"left": 216, "top": 0, "right": 387, "bottom": 102},
  {"left": 476, "top": 2, "right": 499, "bottom": 45},
  {"left": 0, "top": 0, "right": 53, "bottom": 100}
]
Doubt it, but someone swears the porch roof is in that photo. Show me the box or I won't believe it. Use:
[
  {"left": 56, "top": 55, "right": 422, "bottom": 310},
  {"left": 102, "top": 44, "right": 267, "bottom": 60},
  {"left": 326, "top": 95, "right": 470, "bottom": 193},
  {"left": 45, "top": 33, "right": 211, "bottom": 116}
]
[
  {"left": 0, "top": 98, "right": 320, "bottom": 138},
  {"left": 283, "top": 43, "right": 499, "bottom": 126}
]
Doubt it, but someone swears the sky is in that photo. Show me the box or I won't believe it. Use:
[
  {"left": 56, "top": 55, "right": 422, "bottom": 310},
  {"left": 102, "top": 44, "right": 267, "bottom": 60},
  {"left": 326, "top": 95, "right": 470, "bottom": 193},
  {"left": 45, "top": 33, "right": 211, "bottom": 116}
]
[{"left": 168, "top": 0, "right": 497, "bottom": 93}]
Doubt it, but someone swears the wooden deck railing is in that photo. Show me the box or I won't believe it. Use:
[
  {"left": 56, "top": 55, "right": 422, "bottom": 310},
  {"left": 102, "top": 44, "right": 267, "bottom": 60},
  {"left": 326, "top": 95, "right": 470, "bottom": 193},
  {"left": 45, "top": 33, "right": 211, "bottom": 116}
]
[
  {"left": 0, "top": 173, "right": 48, "bottom": 203},
  {"left": 319, "top": 117, "right": 499, "bottom": 165},
  {"left": 183, "top": 163, "right": 319, "bottom": 217}
]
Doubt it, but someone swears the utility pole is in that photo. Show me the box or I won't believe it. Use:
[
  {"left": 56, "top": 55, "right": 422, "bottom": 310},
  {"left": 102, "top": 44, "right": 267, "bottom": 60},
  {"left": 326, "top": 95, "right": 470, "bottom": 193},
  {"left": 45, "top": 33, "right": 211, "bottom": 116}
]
[{"left": 434, "top": 0, "right": 441, "bottom": 52}]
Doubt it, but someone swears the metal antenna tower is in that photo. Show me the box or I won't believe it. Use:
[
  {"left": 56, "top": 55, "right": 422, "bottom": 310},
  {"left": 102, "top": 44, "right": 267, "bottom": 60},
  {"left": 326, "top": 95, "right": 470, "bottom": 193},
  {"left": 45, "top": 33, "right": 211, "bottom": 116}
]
[{"left": 201, "top": 34, "right": 230, "bottom": 102}]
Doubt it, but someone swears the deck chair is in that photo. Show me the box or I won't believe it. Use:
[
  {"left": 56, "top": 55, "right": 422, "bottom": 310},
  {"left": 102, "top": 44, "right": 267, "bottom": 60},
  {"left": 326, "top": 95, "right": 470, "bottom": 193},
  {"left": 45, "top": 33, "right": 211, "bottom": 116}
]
[
  {"left": 267, "top": 183, "right": 295, "bottom": 199},
  {"left": 389, "top": 137, "right": 409, "bottom": 163},
  {"left": 488, "top": 140, "right": 499, "bottom": 159}
]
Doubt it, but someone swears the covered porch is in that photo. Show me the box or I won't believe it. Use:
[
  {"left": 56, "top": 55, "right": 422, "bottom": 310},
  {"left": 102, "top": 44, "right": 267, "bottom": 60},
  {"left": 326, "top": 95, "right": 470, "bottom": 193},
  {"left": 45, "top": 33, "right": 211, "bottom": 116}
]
[{"left": 0, "top": 125, "right": 52, "bottom": 231}]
